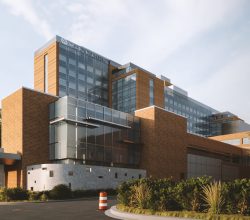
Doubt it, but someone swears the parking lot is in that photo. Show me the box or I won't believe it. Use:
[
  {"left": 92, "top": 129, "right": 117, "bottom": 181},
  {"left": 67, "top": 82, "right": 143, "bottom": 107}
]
[{"left": 0, "top": 198, "right": 116, "bottom": 220}]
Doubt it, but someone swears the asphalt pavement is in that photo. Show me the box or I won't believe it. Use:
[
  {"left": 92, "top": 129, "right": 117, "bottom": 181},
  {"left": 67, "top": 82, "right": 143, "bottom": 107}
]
[{"left": 0, "top": 197, "right": 117, "bottom": 220}]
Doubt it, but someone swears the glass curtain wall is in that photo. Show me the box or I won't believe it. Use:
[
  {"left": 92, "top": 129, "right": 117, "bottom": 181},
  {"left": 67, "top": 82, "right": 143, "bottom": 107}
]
[
  {"left": 49, "top": 97, "right": 141, "bottom": 168},
  {"left": 112, "top": 73, "right": 136, "bottom": 113},
  {"left": 164, "top": 87, "right": 218, "bottom": 137},
  {"left": 58, "top": 41, "right": 109, "bottom": 106}
]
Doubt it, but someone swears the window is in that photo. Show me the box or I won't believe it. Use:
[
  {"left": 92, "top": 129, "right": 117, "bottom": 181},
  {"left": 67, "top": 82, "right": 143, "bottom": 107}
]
[
  {"left": 243, "top": 137, "right": 250, "bottom": 145},
  {"left": 95, "top": 69, "right": 102, "bottom": 76},
  {"left": 149, "top": 79, "right": 154, "bottom": 106},
  {"left": 59, "top": 78, "right": 67, "bottom": 86},
  {"left": 59, "top": 54, "right": 67, "bottom": 62},
  {"left": 68, "top": 171, "right": 73, "bottom": 176},
  {"left": 69, "top": 58, "right": 76, "bottom": 65},
  {"left": 44, "top": 54, "right": 48, "bottom": 93},
  {"left": 49, "top": 170, "right": 54, "bottom": 177},
  {"left": 115, "top": 172, "right": 118, "bottom": 179},
  {"left": 86, "top": 167, "right": 92, "bottom": 172},
  {"left": 78, "top": 62, "right": 85, "bottom": 69},
  {"left": 59, "top": 66, "right": 66, "bottom": 74},
  {"left": 87, "top": 65, "right": 93, "bottom": 72},
  {"left": 222, "top": 139, "right": 241, "bottom": 146},
  {"left": 42, "top": 167, "right": 47, "bottom": 170}
]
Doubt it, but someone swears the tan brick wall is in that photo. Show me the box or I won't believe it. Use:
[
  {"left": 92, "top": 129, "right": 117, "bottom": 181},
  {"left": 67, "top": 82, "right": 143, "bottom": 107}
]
[
  {"left": 136, "top": 70, "right": 164, "bottom": 109},
  {"left": 21, "top": 88, "right": 58, "bottom": 187},
  {"left": 135, "top": 106, "right": 187, "bottom": 180},
  {"left": 188, "top": 133, "right": 242, "bottom": 155},
  {"left": 111, "top": 68, "right": 165, "bottom": 110},
  {"left": 2, "top": 87, "right": 58, "bottom": 188},
  {"left": 34, "top": 42, "right": 59, "bottom": 96},
  {"left": 154, "top": 77, "right": 164, "bottom": 108},
  {"left": 210, "top": 131, "right": 250, "bottom": 148},
  {"left": 5, "top": 163, "right": 22, "bottom": 188},
  {"left": 135, "top": 105, "right": 250, "bottom": 180},
  {"left": 2, "top": 89, "right": 23, "bottom": 154},
  {"left": 5, "top": 170, "right": 18, "bottom": 188}
]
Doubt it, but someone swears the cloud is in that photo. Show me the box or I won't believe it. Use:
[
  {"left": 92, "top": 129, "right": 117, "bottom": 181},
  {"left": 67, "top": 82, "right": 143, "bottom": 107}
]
[
  {"left": 66, "top": 2, "right": 85, "bottom": 13},
  {"left": 0, "top": 0, "right": 53, "bottom": 40},
  {"left": 118, "top": 0, "right": 243, "bottom": 70},
  {"left": 0, "top": 0, "right": 249, "bottom": 123},
  {"left": 190, "top": 49, "right": 250, "bottom": 122}
]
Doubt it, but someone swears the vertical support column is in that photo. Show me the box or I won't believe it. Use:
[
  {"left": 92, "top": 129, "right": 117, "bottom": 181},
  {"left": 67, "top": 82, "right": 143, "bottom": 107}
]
[
  {"left": 75, "top": 104, "right": 78, "bottom": 161},
  {"left": 0, "top": 164, "right": 5, "bottom": 187}
]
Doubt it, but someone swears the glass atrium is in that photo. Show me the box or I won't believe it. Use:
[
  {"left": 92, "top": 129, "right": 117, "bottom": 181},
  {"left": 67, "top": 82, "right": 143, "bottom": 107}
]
[{"left": 49, "top": 96, "right": 141, "bottom": 168}]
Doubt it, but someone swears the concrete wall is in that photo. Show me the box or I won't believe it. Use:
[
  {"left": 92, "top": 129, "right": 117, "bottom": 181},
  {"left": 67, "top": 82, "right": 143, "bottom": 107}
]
[{"left": 27, "top": 164, "right": 146, "bottom": 191}]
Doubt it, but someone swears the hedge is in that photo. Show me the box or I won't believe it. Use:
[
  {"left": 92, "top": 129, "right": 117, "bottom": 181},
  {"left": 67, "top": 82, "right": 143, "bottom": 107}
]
[
  {"left": 0, "top": 185, "right": 117, "bottom": 202},
  {"left": 117, "top": 177, "right": 250, "bottom": 216}
]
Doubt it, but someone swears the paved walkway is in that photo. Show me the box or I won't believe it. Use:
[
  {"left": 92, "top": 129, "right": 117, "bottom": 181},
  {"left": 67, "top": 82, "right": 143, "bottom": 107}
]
[{"left": 105, "top": 206, "right": 195, "bottom": 220}]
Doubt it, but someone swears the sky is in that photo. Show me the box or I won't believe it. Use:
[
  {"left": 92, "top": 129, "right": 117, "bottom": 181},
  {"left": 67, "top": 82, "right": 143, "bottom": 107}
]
[{"left": 0, "top": 0, "right": 249, "bottom": 122}]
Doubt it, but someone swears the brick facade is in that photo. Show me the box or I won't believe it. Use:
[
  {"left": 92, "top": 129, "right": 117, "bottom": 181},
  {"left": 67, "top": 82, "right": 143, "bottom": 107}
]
[
  {"left": 210, "top": 131, "right": 250, "bottom": 148},
  {"left": 2, "top": 88, "right": 58, "bottom": 187},
  {"left": 136, "top": 105, "right": 250, "bottom": 180},
  {"left": 135, "top": 106, "right": 187, "bottom": 180},
  {"left": 34, "top": 42, "right": 59, "bottom": 96}
]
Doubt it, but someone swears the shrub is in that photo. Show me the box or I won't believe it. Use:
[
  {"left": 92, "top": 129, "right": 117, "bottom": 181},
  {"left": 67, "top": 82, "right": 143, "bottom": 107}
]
[
  {"left": 40, "top": 193, "right": 48, "bottom": 201},
  {"left": 28, "top": 191, "right": 40, "bottom": 201},
  {"left": 202, "top": 181, "right": 224, "bottom": 214},
  {"left": 5, "top": 187, "right": 29, "bottom": 201},
  {"left": 49, "top": 184, "right": 72, "bottom": 200},
  {"left": 223, "top": 179, "right": 250, "bottom": 215},
  {"left": 117, "top": 179, "right": 140, "bottom": 206},
  {"left": 129, "top": 181, "right": 152, "bottom": 209},
  {"left": 175, "top": 176, "right": 211, "bottom": 211},
  {"left": 0, "top": 187, "right": 7, "bottom": 201},
  {"left": 72, "top": 188, "right": 117, "bottom": 198},
  {"left": 150, "top": 178, "right": 180, "bottom": 211},
  {"left": 117, "top": 178, "right": 179, "bottom": 211}
]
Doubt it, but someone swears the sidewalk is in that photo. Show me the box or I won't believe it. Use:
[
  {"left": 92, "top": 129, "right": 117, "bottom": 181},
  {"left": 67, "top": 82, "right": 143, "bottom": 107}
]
[{"left": 105, "top": 206, "right": 195, "bottom": 220}]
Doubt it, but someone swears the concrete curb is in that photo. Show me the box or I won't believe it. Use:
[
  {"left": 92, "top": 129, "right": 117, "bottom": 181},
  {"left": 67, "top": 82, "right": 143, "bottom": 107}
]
[{"left": 105, "top": 205, "right": 196, "bottom": 220}]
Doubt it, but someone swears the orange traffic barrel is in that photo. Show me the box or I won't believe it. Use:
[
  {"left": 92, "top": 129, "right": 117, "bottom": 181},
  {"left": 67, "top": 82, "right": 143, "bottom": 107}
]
[{"left": 99, "top": 191, "right": 108, "bottom": 210}]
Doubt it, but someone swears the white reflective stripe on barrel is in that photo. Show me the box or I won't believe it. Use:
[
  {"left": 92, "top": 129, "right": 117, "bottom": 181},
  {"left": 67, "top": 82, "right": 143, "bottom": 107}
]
[
  {"left": 99, "top": 203, "right": 107, "bottom": 207},
  {"left": 99, "top": 196, "right": 107, "bottom": 200}
]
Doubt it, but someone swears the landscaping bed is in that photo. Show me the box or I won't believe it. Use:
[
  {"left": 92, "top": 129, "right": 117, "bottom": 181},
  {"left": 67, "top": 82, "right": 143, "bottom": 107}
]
[
  {"left": 0, "top": 184, "right": 116, "bottom": 202},
  {"left": 117, "top": 177, "right": 250, "bottom": 218},
  {"left": 117, "top": 204, "right": 250, "bottom": 220}
]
